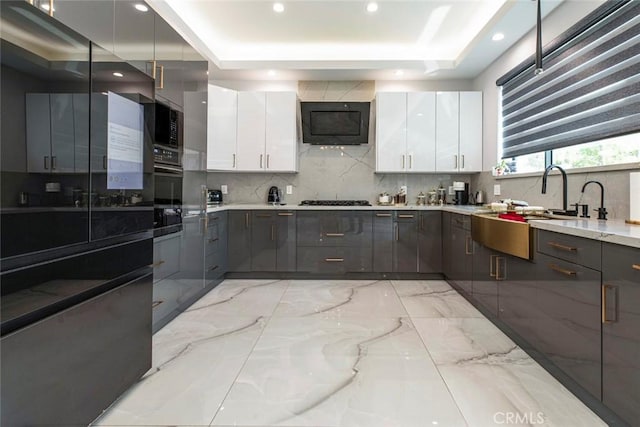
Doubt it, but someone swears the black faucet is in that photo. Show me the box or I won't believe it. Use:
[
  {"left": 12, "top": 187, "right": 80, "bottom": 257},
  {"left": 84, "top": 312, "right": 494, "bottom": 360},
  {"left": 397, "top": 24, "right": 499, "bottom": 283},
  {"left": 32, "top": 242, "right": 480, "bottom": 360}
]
[
  {"left": 581, "top": 180, "right": 607, "bottom": 220},
  {"left": 541, "top": 164, "right": 576, "bottom": 215}
]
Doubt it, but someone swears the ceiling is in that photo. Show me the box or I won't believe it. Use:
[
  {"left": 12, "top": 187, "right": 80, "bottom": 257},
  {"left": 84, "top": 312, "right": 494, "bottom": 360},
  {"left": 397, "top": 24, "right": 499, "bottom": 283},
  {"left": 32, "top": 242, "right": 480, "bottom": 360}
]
[{"left": 147, "top": 0, "right": 564, "bottom": 81}]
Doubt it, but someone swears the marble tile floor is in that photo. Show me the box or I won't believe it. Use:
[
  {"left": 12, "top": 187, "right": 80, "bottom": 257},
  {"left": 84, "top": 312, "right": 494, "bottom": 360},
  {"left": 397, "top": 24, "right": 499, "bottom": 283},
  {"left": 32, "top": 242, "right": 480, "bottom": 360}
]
[{"left": 92, "top": 279, "right": 606, "bottom": 427}]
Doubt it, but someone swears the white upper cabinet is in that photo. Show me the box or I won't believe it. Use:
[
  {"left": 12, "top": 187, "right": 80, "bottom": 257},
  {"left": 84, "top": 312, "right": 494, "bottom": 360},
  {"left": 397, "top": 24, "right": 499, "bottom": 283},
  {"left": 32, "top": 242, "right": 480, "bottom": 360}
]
[
  {"left": 207, "top": 85, "right": 238, "bottom": 171},
  {"left": 265, "top": 92, "right": 298, "bottom": 172},
  {"left": 208, "top": 89, "right": 298, "bottom": 172},
  {"left": 376, "top": 92, "right": 437, "bottom": 172},
  {"left": 435, "top": 91, "right": 482, "bottom": 173}
]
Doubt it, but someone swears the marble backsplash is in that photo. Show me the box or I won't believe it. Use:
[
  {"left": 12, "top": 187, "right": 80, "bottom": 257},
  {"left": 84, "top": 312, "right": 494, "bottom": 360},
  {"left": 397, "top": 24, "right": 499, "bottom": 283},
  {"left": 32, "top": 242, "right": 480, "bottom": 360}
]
[{"left": 472, "top": 169, "right": 636, "bottom": 220}]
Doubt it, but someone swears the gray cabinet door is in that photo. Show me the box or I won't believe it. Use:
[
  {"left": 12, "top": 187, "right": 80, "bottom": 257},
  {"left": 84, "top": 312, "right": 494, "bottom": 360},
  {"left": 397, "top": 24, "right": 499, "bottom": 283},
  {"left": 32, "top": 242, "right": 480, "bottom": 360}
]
[
  {"left": 297, "top": 211, "right": 372, "bottom": 247},
  {"left": 276, "top": 212, "right": 296, "bottom": 272},
  {"left": 442, "top": 212, "right": 453, "bottom": 278},
  {"left": 449, "top": 220, "right": 473, "bottom": 295},
  {"left": 394, "top": 213, "right": 418, "bottom": 272},
  {"left": 251, "top": 211, "right": 277, "bottom": 271},
  {"left": 535, "top": 252, "right": 602, "bottom": 398},
  {"left": 373, "top": 212, "right": 393, "bottom": 272},
  {"left": 228, "top": 211, "right": 252, "bottom": 272},
  {"left": 418, "top": 211, "right": 442, "bottom": 273},
  {"left": 472, "top": 244, "right": 496, "bottom": 313},
  {"left": 497, "top": 254, "right": 539, "bottom": 342},
  {"left": 602, "top": 243, "right": 640, "bottom": 426}
]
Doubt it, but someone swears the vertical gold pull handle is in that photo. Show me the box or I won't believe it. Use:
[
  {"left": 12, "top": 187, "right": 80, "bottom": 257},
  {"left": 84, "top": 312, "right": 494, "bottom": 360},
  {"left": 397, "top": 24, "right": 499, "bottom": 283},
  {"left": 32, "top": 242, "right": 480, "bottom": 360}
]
[
  {"left": 465, "top": 235, "right": 473, "bottom": 255},
  {"left": 232, "top": 153, "right": 236, "bottom": 168},
  {"left": 149, "top": 60, "right": 157, "bottom": 79},
  {"left": 51, "top": 156, "right": 57, "bottom": 170},
  {"left": 490, "top": 254, "right": 497, "bottom": 277},
  {"left": 48, "top": 0, "right": 54, "bottom": 16},
  {"left": 245, "top": 212, "right": 249, "bottom": 228},
  {"left": 395, "top": 224, "right": 399, "bottom": 241},
  {"left": 158, "top": 65, "right": 164, "bottom": 89},
  {"left": 632, "top": 264, "right": 640, "bottom": 271},
  {"left": 602, "top": 284, "right": 617, "bottom": 323},
  {"left": 260, "top": 154, "right": 263, "bottom": 168}
]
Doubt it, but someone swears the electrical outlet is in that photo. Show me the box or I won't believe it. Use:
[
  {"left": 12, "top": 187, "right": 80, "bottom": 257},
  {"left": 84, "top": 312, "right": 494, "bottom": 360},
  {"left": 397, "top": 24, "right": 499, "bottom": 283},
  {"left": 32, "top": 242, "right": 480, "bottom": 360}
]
[
  {"left": 493, "top": 184, "right": 501, "bottom": 196},
  {"left": 286, "top": 185, "right": 293, "bottom": 195},
  {"left": 221, "top": 185, "right": 228, "bottom": 194}
]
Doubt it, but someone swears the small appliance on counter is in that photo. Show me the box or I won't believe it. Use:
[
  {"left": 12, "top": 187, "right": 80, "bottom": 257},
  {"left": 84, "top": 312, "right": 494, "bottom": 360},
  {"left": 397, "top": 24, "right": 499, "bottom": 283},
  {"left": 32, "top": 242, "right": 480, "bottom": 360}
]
[
  {"left": 378, "top": 192, "right": 392, "bottom": 205},
  {"left": 267, "top": 186, "right": 282, "bottom": 205},
  {"left": 207, "top": 189, "right": 223, "bottom": 205},
  {"left": 474, "top": 190, "right": 485, "bottom": 205},
  {"left": 453, "top": 181, "right": 470, "bottom": 205}
]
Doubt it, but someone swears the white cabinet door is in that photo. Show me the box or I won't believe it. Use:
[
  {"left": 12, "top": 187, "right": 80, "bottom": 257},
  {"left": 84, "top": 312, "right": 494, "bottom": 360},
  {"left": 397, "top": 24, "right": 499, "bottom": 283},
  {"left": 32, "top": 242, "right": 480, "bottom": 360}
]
[
  {"left": 26, "top": 94, "right": 52, "bottom": 173},
  {"left": 265, "top": 92, "right": 297, "bottom": 172},
  {"left": 435, "top": 92, "right": 460, "bottom": 172},
  {"left": 407, "top": 92, "right": 436, "bottom": 172},
  {"left": 376, "top": 92, "right": 407, "bottom": 172},
  {"left": 207, "top": 85, "right": 237, "bottom": 170},
  {"left": 459, "top": 91, "right": 482, "bottom": 172},
  {"left": 49, "top": 93, "right": 76, "bottom": 173},
  {"left": 236, "top": 91, "right": 266, "bottom": 171}
]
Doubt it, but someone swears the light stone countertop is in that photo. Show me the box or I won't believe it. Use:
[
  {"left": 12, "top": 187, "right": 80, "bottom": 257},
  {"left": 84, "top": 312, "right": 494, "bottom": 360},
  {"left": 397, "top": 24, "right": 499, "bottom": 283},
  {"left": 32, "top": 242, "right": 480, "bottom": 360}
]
[{"left": 205, "top": 203, "right": 640, "bottom": 249}]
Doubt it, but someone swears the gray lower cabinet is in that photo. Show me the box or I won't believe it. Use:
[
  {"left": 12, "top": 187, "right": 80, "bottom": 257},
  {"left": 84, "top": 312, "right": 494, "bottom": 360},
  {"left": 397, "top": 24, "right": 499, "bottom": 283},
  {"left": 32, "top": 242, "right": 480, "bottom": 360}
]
[
  {"left": 152, "top": 232, "right": 181, "bottom": 283},
  {"left": 534, "top": 251, "right": 602, "bottom": 398},
  {"left": 228, "top": 211, "right": 252, "bottom": 272},
  {"left": 1, "top": 272, "right": 152, "bottom": 426},
  {"left": 373, "top": 212, "right": 393, "bottom": 272},
  {"left": 444, "top": 213, "right": 473, "bottom": 295},
  {"left": 418, "top": 211, "right": 442, "bottom": 273},
  {"left": 297, "top": 211, "right": 373, "bottom": 273},
  {"left": 372, "top": 211, "right": 418, "bottom": 273},
  {"left": 602, "top": 243, "right": 640, "bottom": 425},
  {"left": 472, "top": 244, "right": 498, "bottom": 315},
  {"left": 251, "top": 211, "right": 296, "bottom": 272},
  {"left": 205, "top": 211, "right": 228, "bottom": 281}
]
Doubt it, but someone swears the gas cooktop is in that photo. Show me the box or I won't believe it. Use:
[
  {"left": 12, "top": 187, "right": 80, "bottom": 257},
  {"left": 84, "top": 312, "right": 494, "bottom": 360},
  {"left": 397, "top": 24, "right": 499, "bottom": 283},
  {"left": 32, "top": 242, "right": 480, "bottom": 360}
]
[{"left": 299, "top": 200, "right": 372, "bottom": 206}]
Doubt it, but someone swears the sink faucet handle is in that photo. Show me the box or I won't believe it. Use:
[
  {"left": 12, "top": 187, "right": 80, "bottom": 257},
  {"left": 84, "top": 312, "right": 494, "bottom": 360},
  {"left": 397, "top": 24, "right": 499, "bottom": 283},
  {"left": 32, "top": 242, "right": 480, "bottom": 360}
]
[
  {"left": 596, "top": 207, "right": 608, "bottom": 221},
  {"left": 580, "top": 204, "right": 590, "bottom": 218}
]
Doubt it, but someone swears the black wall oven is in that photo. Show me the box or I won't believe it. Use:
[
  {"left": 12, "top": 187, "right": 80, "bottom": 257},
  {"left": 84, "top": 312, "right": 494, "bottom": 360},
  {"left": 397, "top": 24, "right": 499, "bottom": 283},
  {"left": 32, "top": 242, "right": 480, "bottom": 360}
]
[{"left": 153, "top": 145, "right": 183, "bottom": 237}]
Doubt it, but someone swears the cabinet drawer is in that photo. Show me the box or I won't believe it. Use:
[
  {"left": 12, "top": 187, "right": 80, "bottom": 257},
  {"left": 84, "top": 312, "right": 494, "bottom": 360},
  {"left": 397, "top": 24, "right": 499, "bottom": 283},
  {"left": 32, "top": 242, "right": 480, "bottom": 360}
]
[
  {"left": 450, "top": 213, "right": 470, "bottom": 231},
  {"left": 205, "top": 226, "right": 223, "bottom": 256},
  {"left": 205, "top": 251, "right": 226, "bottom": 277},
  {"left": 297, "top": 247, "right": 372, "bottom": 273},
  {"left": 297, "top": 211, "right": 373, "bottom": 247},
  {"left": 537, "top": 230, "right": 601, "bottom": 270}
]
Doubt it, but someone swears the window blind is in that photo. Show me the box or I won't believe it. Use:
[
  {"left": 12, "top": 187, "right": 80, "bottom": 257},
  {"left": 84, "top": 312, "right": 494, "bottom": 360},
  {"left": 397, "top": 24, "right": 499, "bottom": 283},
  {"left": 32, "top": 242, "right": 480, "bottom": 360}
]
[{"left": 497, "top": 0, "right": 640, "bottom": 159}]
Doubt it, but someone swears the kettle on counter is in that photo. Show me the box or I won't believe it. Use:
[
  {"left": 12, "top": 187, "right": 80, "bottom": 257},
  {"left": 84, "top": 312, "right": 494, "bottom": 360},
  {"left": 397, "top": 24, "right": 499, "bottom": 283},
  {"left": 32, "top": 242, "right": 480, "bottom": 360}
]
[{"left": 475, "top": 190, "right": 485, "bottom": 205}]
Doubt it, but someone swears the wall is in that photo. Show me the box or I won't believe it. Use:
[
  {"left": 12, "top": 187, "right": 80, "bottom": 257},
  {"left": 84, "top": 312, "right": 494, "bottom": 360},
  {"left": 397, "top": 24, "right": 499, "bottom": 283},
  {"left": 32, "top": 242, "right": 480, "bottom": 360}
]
[
  {"left": 207, "top": 80, "right": 474, "bottom": 205},
  {"left": 470, "top": 0, "right": 638, "bottom": 220}
]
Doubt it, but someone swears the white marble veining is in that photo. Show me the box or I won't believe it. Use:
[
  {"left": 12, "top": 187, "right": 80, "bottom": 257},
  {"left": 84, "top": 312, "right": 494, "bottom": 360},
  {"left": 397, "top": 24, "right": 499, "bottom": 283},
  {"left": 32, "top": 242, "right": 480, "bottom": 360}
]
[
  {"left": 530, "top": 218, "right": 640, "bottom": 249},
  {"left": 93, "top": 280, "right": 606, "bottom": 427}
]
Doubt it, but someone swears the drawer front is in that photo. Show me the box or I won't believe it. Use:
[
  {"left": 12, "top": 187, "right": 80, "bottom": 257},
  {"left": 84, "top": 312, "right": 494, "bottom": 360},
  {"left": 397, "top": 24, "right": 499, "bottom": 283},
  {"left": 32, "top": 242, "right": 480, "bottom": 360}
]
[
  {"left": 205, "top": 250, "right": 227, "bottom": 279},
  {"left": 297, "top": 246, "right": 372, "bottom": 273},
  {"left": 537, "top": 230, "right": 601, "bottom": 270},
  {"left": 297, "top": 211, "right": 373, "bottom": 247},
  {"left": 450, "top": 213, "right": 471, "bottom": 231}
]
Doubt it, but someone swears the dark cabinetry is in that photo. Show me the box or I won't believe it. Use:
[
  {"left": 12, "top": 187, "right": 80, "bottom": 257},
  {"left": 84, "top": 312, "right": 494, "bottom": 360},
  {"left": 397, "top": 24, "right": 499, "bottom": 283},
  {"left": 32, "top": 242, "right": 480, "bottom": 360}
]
[
  {"left": 372, "top": 211, "right": 418, "bottom": 272},
  {"left": 372, "top": 212, "right": 393, "bottom": 272},
  {"left": 418, "top": 211, "right": 442, "bottom": 273},
  {"left": 532, "top": 230, "right": 602, "bottom": 399},
  {"left": 443, "top": 213, "right": 473, "bottom": 294},
  {"left": 251, "top": 211, "right": 296, "bottom": 272},
  {"left": 297, "top": 211, "right": 372, "bottom": 273},
  {"left": 205, "top": 211, "right": 228, "bottom": 281},
  {"left": 228, "top": 211, "right": 252, "bottom": 272},
  {"left": 601, "top": 243, "right": 640, "bottom": 425}
]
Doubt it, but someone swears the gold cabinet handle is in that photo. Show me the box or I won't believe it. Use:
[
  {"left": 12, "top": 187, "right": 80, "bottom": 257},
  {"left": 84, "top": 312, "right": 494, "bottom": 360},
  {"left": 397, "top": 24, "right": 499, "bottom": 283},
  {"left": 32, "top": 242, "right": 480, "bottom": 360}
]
[
  {"left": 51, "top": 156, "right": 57, "bottom": 170},
  {"left": 245, "top": 212, "right": 250, "bottom": 228},
  {"left": 149, "top": 61, "right": 164, "bottom": 89},
  {"left": 632, "top": 264, "right": 640, "bottom": 271},
  {"left": 47, "top": 0, "right": 53, "bottom": 16},
  {"left": 376, "top": 213, "right": 392, "bottom": 217},
  {"left": 255, "top": 213, "right": 272, "bottom": 218},
  {"left": 150, "top": 260, "right": 166, "bottom": 267},
  {"left": 278, "top": 212, "right": 293, "bottom": 216},
  {"left": 490, "top": 254, "right": 497, "bottom": 277},
  {"left": 465, "top": 235, "right": 473, "bottom": 255},
  {"left": 398, "top": 214, "right": 414, "bottom": 218},
  {"left": 602, "top": 284, "right": 617, "bottom": 323},
  {"left": 549, "top": 263, "right": 577, "bottom": 276},
  {"left": 395, "top": 224, "right": 399, "bottom": 241},
  {"left": 325, "top": 233, "right": 344, "bottom": 237},
  {"left": 325, "top": 258, "right": 344, "bottom": 262},
  {"left": 158, "top": 65, "right": 164, "bottom": 89},
  {"left": 547, "top": 241, "right": 578, "bottom": 252}
]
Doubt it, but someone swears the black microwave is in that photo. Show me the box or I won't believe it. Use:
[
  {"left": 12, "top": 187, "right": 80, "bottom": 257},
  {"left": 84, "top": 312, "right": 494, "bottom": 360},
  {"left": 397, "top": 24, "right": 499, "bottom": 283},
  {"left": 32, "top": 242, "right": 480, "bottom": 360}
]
[
  {"left": 155, "top": 102, "right": 182, "bottom": 148},
  {"left": 300, "top": 101, "right": 370, "bottom": 145}
]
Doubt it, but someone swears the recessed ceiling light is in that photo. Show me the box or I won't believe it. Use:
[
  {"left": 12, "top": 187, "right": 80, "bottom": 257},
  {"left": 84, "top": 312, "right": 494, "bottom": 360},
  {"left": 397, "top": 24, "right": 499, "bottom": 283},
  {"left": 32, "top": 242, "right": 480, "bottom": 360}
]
[
  {"left": 134, "top": 3, "right": 149, "bottom": 12},
  {"left": 492, "top": 33, "right": 505, "bottom": 41},
  {"left": 273, "top": 2, "right": 284, "bottom": 13},
  {"left": 366, "top": 2, "right": 378, "bottom": 12},
  {"left": 395, "top": 70, "right": 404, "bottom": 76},
  {"left": 112, "top": 72, "right": 124, "bottom": 77},
  {"left": 267, "top": 70, "right": 276, "bottom": 76}
]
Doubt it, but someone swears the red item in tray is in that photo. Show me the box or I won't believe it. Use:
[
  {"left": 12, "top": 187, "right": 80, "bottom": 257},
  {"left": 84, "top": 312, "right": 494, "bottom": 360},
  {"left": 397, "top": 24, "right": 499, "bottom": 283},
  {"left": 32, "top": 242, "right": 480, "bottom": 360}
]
[{"left": 498, "top": 212, "right": 527, "bottom": 222}]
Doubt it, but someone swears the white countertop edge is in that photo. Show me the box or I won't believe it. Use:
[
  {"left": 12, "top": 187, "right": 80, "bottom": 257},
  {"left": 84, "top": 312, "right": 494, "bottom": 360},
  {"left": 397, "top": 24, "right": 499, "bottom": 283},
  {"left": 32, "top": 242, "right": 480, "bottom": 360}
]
[
  {"left": 206, "top": 204, "right": 481, "bottom": 214},
  {"left": 529, "top": 219, "right": 640, "bottom": 249}
]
